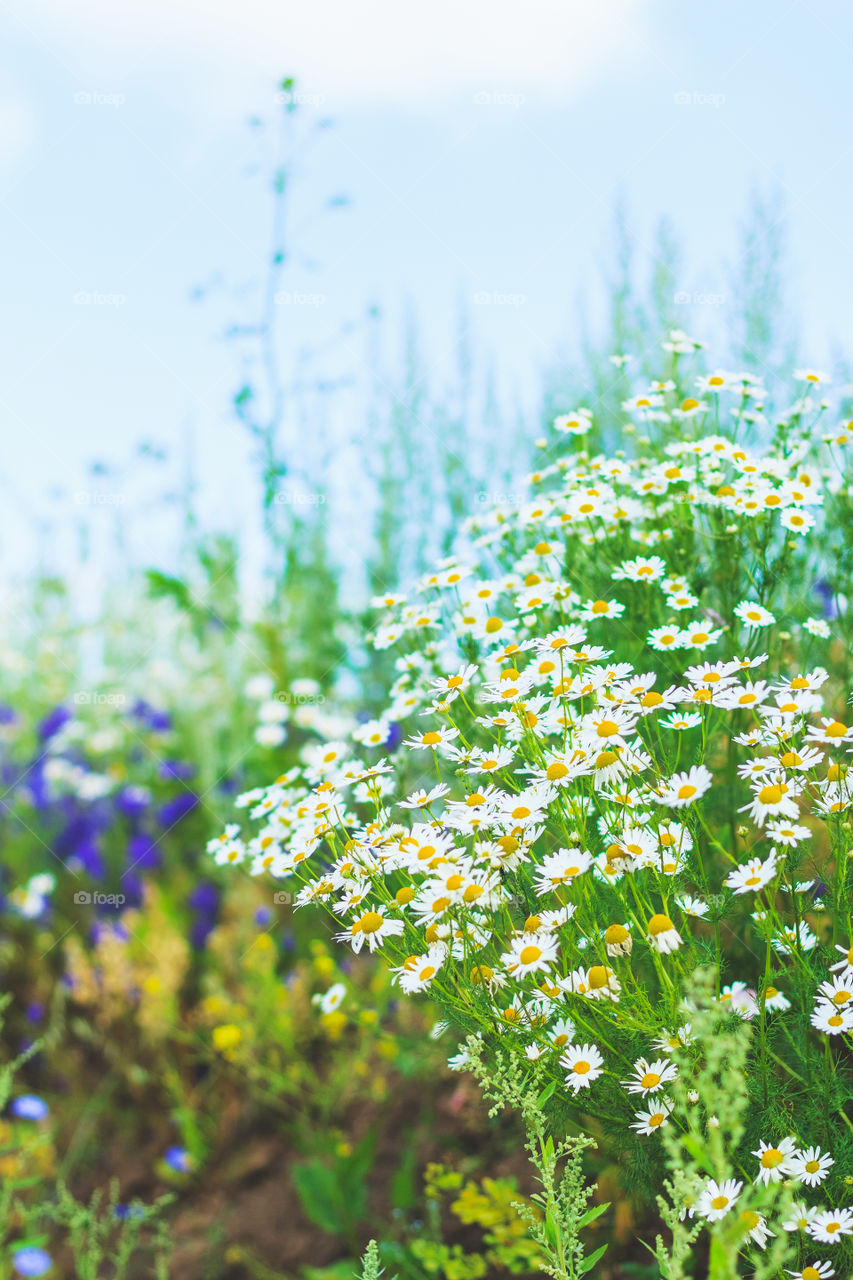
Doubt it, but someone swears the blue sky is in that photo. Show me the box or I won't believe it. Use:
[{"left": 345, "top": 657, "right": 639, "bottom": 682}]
[{"left": 2, "top": 0, "right": 852, "bottom": 578}]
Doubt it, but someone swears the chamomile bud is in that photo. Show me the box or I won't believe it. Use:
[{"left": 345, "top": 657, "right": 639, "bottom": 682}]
[
  {"left": 647, "top": 913, "right": 682, "bottom": 954},
  {"left": 604, "top": 923, "right": 632, "bottom": 957}
]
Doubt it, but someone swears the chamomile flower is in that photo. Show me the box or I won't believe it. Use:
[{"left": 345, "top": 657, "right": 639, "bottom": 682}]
[
  {"left": 580, "top": 598, "right": 626, "bottom": 622},
  {"left": 739, "top": 1210, "right": 775, "bottom": 1248},
  {"left": 735, "top": 601, "right": 776, "bottom": 629},
  {"left": 696, "top": 1178, "right": 743, "bottom": 1221},
  {"left": 785, "top": 1264, "right": 834, "bottom": 1280},
  {"left": 561, "top": 1043, "right": 604, "bottom": 1092},
  {"left": 394, "top": 944, "right": 447, "bottom": 993},
  {"left": 630, "top": 1098, "right": 673, "bottom": 1134},
  {"left": 808, "top": 1208, "right": 853, "bottom": 1243},
  {"left": 502, "top": 932, "right": 559, "bottom": 977},
  {"left": 623, "top": 1057, "right": 677, "bottom": 1095},
  {"left": 752, "top": 1136, "right": 798, "bottom": 1184},
  {"left": 646, "top": 914, "right": 682, "bottom": 954},
  {"left": 791, "top": 1146, "right": 834, "bottom": 1187},
  {"left": 656, "top": 766, "right": 713, "bottom": 809},
  {"left": 336, "top": 906, "right": 405, "bottom": 954},
  {"left": 725, "top": 850, "right": 778, "bottom": 895}
]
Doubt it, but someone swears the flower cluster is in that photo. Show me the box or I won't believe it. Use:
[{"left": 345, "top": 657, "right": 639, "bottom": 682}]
[{"left": 216, "top": 337, "right": 853, "bottom": 1269}]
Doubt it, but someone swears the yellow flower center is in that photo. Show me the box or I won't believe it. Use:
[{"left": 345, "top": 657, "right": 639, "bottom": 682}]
[{"left": 354, "top": 911, "right": 383, "bottom": 935}]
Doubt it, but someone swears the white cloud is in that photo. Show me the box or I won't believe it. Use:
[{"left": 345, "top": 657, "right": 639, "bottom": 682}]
[{"left": 21, "top": 0, "right": 655, "bottom": 108}]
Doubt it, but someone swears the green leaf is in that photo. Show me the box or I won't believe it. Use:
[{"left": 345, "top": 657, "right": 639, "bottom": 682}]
[
  {"left": 577, "top": 1201, "right": 610, "bottom": 1230},
  {"left": 578, "top": 1243, "right": 608, "bottom": 1275},
  {"left": 543, "top": 1208, "right": 561, "bottom": 1250},
  {"left": 536, "top": 1080, "right": 557, "bottom": 1108},
  {"left": 708, "top": 1235, "right": 736, "bottom": 1280}
]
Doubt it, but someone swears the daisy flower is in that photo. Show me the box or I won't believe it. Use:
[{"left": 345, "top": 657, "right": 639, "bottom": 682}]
[
  {"left": 404, "top": 726, "right": 461, "bottom": 752},
  {"left": 647, "top": 625, "right": 683, "bottom": 652},
  {"left": 739, "top": 1210, "right": 775, "bottom": 1248},
  {"left": 317, "top": 983, "right": 347, "bottom": 1014},
  {"left": 580, "top": 598, "right": 626, "bottom": 621},
  {"left": 533, "top": 847, "right": 592, "bottom": 893},
  {"left": 785, "top": 1264, "right": 834, "bottom": 1280},
  {"left": 807, "top": 717, "right": 853, "bottom": 745},
  {"left": 752, "top": 1136, "right": 798, "bottom": 1184},
  {"left": 766, "top": 820, "right": 810, "bottom": 846},
  {"left": 680, "top": 621, "right": 724, "bottom": 650},
  {"left": 604, "top": 922, "right": 632, "bottom": 956},
  {"left": 808, "top": 1208, "right": 853, "bottom": 1243},
  {"left": 791, "top": 1146, "right": 834, "bottom": 1187},
  {"left": 630, "top": 1098, "right": 673, "bottom": 1134},
  {"left": 622, "top": 1057, "right": 677, "bottom": 1095},
  {"left": 762, "top": 984, "right": 791, "bottom": 1012},
  {"left": 772, "top": 920, "right": 818, "bottom": 955},
  {"left": 817, "top": 975, "right": 853, "bottom": 1008},
  {"left": 735, "top": 601, "right": 776, "bottom": 629},
  {"left": 501, "top": 932, "right": 559, "bottom": 978},
  {"left": 336, "top": 906, "right": 405, "bottom": 954},
  {"left": 782, "top": 1202, "right": 818, "bottom": 1233},
  {"left": 725, "top": 850, "right": 778, "bottom": 895},
  {"left": 656, "top": 765, "right": 713, "bottom": 809},
  {"left": 646, "top": 913, "right": 682, "bottom": 954},
  {"left": 561, "top": 1043, "right": 604, "bottom": 1092},
  {"left": 676, "top": 894, "right": 710, "bottom": 918},
  {"left": 743, "top": 779, "right": 800, "bottom": 825},
  {"left": 696, "top": 1178, "right": 743, "bottom": 1221},
  {"left": 781, "top": 507, "right": 815, "bottom": 535}
]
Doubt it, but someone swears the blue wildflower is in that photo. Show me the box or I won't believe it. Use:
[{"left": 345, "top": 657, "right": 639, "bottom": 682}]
[
  {"left": 10, "top": 1095, "right": 49, "bottom": 1121},
  {"left": 164, "top": 1146, "right": 193, "bottom": 1173},
  {"left": 12, "top": 1247, "right": 52, "bottom": 1277}
]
